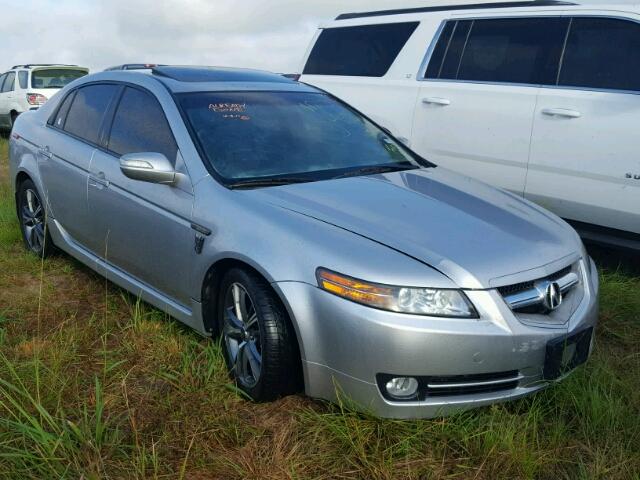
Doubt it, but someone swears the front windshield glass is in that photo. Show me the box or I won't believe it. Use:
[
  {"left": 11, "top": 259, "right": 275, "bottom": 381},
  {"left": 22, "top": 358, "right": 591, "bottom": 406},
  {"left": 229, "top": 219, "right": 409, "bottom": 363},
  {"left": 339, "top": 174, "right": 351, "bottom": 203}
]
[
  {"left": 178, "top": 91, "right": 424, "bottom": 184},
  {"left": 31, "top": 69, "right": 88, "bottom": 89}
]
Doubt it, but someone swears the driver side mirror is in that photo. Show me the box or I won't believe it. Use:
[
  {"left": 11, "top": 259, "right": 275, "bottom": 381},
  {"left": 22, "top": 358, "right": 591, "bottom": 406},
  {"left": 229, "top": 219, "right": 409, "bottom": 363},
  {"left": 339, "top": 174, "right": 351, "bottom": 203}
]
[{"left": 120, "top": 152, "right": 177, "bottom": 185}]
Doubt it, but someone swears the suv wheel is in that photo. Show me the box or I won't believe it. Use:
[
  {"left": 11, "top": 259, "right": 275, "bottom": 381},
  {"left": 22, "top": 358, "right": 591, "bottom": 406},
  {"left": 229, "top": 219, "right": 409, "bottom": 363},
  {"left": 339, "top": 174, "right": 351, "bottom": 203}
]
[
  {"left": 17, "top": 179, "right": 55, "bottom": 257},
  {"left": 218, "top": 268, "right": 300, "bottom": 401},
  {"left": 9, "top": 112, "right": 18, "bottom": 131}
]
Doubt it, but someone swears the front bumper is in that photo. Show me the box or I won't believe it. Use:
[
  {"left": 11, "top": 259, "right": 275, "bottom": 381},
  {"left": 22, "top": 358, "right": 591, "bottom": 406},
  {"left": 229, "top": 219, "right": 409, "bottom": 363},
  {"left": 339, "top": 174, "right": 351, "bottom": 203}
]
[{"left": 277, "top": 258, "right": 599, "bottom": 419}]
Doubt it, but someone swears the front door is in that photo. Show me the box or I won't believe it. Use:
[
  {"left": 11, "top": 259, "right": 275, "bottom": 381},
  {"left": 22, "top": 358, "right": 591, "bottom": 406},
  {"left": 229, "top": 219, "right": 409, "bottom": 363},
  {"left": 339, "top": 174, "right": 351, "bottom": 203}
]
[
  {"left": 86, "top": 86, "right": 195, "bottom": 306},
  {"left": 412, "top": 16, "right": 569, "bottom": 195}
]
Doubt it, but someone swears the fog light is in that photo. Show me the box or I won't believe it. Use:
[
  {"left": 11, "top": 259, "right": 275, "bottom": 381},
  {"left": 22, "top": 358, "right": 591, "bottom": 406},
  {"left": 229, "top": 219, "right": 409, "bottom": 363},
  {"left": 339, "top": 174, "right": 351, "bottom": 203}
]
[{"left": 385, "top": 377, "right": 419, "bottom": 399}]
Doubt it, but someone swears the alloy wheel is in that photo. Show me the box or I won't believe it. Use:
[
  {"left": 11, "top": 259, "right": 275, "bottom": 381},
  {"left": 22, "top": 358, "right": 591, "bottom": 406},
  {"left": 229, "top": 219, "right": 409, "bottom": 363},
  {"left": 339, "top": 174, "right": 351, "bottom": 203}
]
[
  {"left": 223, "top": 283, "right": 262, "bottom": 388},
  {"left": 20, "top": 189, "right": 46, "bottom": 253}
]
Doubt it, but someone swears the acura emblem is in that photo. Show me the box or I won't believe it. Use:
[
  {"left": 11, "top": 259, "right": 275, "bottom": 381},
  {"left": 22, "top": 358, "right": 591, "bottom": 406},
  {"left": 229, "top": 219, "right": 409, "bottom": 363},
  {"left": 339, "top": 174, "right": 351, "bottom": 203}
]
[{"left": 542, "top": 281, "right": 563, "bottom": 311}]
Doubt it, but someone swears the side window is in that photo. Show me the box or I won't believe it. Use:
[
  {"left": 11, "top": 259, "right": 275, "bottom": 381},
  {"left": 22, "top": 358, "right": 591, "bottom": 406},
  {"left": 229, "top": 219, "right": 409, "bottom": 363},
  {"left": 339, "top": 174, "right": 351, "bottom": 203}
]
[
  {"left": 18, "top": 71, "right": 28, "bottom": 89},
  {"left": 559, "top": 17, "right": 640, "bottom": 92},
  {"left": 64, "top": 84, "right": 119, "bottom": 144},
  {"left": 439, "top": 21, "right": 473, "bottom": 80},
  {"left": 457, "top": 18, "right": 567, "bottom": 85},
  {"left": 0, "top": 74, "right": 6, "bottom": 92},
  {"left": 425, "top": 17, "right": 568, "bottom": 85},
  {"left": 107, "top": 87, "right": 178, "bottom": 162},
  {"left": 424, "top": 21, "right": 456, "bottom": 79},
  {"left": 303, "top": 22, "right": 420, "bottom": 77},
  {"left": 1, "top": 72, "right": 15, "bottom": 93},
  {"left": 49, "top": 91, "right": 76, "bottom": 128}
]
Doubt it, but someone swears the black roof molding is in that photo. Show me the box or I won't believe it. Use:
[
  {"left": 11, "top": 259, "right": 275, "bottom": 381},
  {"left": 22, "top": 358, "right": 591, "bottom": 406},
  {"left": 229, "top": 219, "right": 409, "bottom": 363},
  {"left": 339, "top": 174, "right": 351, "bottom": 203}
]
[{"left": 336, "top": 1, "right": 577, "bottom": 21}]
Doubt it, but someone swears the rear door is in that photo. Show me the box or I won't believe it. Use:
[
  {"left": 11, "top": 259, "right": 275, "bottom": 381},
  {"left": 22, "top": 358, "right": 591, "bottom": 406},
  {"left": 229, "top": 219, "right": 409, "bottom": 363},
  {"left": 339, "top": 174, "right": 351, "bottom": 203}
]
[
  {"left": 87, "top": 85, "right": 194, "bottom": 306},
  {"left": 412, "top": 16, "right": 569, "bottom": 195},
  {"left": 526, "top": 15, "right": 640, "bottom": 236},
  {"left": 38, "top": 83, "right": 120, "bottom": 247}
]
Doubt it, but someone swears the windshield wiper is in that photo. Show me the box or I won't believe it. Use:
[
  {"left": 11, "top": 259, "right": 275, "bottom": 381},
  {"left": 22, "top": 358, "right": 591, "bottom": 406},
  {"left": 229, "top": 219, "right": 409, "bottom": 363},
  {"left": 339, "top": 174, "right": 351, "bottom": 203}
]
[
  {"left": 333, "top": 164, "right": 419, "bottom": 180},
  {"left": 228, "top": 177, "right": 312, "bottom": 190}
]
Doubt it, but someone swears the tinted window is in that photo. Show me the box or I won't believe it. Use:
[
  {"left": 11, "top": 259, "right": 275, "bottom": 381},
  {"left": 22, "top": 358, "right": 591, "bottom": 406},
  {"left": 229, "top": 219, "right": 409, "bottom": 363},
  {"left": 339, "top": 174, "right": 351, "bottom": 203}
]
[
  {"left": 107, "top": 87, "right": 177, "bottom": 161},
  {"left": 426, "top": 18, "right": 567, "bottom": 85},
  {"left": 439, "top": 21, "right": 473, "bottom": 80},
  {"left": 1, "top": 72, "right": 15, "bottom": 93},
  {"left": 457, "top": 18, "right": 567, "bottom": 84},
  {"left": 0, "top": 75, "right": 6, "bottom": 92},
  {"left": 49, "top": 91, "right": 76, "bottom": 128},
  {"left": 179, "top": 92, "right": 420, "bottom": 182},
  {"left": 64, "top": 84, "right": 119, "bottom": 144},
  {"left": 424, "top": 21, "right": 456, "bottom": 79},
  {"left": 559, "top": 18, "right": 640, "bottom": 92},
  {"left": 31, "top": 69, "right": 87, "bottom": 89},
  {"left": 303, "top": 22, "right": 419, "bottom": 77},
  {"left": 18, "top": 71, "right": 28, "bottom": 89}
]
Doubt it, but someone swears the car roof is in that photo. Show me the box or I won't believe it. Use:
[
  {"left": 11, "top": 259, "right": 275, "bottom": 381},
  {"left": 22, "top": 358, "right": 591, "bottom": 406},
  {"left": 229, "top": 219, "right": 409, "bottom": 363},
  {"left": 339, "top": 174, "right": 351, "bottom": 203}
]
[{"left": 81, "top": 66, "right": 320, "bottom": 94}]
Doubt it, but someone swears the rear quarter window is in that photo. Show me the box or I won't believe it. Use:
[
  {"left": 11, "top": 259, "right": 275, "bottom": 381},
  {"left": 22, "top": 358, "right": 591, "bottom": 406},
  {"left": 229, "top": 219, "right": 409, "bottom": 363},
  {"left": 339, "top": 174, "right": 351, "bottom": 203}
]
[
  {"left": 18, "top": 71, "right": 28, "bottom": 89},
  {"left": 303, "top": 22, "right": 419, "bottom": 77}
]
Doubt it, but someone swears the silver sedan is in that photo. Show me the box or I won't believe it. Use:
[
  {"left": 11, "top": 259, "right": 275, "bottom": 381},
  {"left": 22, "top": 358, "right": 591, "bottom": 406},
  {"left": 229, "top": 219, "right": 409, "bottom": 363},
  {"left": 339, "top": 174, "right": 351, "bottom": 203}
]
[{"left": 9, "top": 66, "right": 598, "bottom": 418}]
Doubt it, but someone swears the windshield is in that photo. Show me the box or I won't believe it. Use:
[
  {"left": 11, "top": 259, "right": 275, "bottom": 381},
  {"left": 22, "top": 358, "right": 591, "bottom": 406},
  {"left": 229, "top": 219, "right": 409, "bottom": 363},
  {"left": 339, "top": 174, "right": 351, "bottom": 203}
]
[
  {"left": 179, "top": 91, "right": 425, "bottom": 185},
  {"left": 31, "top": 69, "right": 88, "bottom": 89}
]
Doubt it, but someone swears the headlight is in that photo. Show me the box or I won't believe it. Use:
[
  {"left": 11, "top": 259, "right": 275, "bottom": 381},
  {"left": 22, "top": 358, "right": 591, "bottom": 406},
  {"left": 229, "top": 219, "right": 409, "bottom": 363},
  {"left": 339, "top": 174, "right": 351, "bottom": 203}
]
[{"left": 316, "top": 268, "right": 478, "bottom": 318}]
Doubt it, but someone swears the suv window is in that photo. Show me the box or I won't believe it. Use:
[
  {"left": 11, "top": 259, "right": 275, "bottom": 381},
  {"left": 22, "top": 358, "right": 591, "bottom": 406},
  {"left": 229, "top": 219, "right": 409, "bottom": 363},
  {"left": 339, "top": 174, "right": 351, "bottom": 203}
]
[
  {"left": 425, "top": 17, "right": 568, "bottom": 85},
  {"left": 107, "top": 87, "right": 177, "bottom": 162},
  {"left": 18, "top": 71, "right": 28, "bottom": 89},
  {"left": 0, "top": 74, "right": 6, "bottom": 91},
  {"left": 559, "top": 17, "right": 640, "bottom": 92},
  {"left": 303, "top": 22, "right": 419, "bottom": 77},
  {"left": 1, "top": 72, "right": 15, "bottom": 93},
  {"left": 64, "top": 84, "right": 119, "bottom": 144}
]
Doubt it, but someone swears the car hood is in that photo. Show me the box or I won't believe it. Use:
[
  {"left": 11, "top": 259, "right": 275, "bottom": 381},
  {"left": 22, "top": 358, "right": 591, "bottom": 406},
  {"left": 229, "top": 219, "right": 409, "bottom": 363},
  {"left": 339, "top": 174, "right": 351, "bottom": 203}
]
[{"left": 245, "top": 168, "right": 580, "bottom": 289}]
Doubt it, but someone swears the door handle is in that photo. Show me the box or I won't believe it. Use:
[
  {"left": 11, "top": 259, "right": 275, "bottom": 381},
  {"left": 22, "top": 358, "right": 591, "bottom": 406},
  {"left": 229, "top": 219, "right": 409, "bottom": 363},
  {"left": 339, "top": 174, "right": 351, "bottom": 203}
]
[
  {"left": 37, "top": 146, "right": 52, "bottom": 159},
  {"left": 422, "top": 97, "right": 451, "bottom": 106},
  {"left": 89, "top": 172, "right": 110, "bottom": 189},
  {"left": 541, "top": 108, "right": 581, "bottom": 119}
]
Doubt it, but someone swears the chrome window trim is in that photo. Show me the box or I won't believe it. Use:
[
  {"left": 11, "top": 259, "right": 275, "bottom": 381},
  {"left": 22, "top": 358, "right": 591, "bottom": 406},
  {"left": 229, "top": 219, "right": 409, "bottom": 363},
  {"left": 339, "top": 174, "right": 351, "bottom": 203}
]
[{"left": 416, "top": 13, "right": 640, "bottom": 96}]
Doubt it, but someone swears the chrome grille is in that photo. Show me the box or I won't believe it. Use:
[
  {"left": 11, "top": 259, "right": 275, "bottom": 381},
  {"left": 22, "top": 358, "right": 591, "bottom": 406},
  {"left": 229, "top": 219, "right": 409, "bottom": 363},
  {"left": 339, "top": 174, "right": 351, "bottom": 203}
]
[{"left": 499, "top": 263, "right": 583, "bottom": 319}]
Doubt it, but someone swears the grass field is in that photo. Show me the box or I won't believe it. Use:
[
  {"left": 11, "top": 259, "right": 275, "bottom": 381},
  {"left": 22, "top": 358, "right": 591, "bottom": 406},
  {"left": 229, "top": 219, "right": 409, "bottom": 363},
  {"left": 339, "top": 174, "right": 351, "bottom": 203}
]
[{"left": 0, "top": 136, "right": 638, "bottom": 479}]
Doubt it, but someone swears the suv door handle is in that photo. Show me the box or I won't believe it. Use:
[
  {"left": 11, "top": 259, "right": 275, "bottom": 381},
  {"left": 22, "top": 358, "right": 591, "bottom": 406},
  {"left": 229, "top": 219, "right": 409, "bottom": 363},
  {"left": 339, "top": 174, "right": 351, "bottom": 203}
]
[
  {"left": 37, "top": 146, "right": 52, "bottom": 159},
  {"left": 422, "top": 97, "right": 451, "bottom": 106},
  {"left": 541, "top": 108, "right": 581, "bottom": 119}
]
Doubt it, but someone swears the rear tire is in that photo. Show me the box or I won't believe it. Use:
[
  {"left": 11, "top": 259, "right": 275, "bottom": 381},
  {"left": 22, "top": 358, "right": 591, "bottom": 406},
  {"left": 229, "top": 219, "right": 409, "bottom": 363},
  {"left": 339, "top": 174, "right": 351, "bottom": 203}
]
[
  {"left": 218, "top": 268, "right": 300, "bottom": 401},
  {"left": 17, "top": 179, "right": 55, "bottom": 258}
]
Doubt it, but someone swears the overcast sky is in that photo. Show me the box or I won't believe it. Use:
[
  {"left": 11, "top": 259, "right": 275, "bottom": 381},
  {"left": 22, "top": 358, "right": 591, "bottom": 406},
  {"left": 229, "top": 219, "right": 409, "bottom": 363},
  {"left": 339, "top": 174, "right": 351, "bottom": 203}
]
[{"left": 0, "top": 0, "right": 499, "bottom": 74}]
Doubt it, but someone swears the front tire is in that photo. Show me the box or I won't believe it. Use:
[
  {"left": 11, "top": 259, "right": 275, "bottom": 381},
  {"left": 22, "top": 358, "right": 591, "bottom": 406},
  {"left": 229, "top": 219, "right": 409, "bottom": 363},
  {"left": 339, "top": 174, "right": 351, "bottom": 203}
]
[
  {"left": 218, "top": 268, "right": 300, "bottom": 401},
  {"left": 17, "top": 179, "right": 55, "bottom": 258}
]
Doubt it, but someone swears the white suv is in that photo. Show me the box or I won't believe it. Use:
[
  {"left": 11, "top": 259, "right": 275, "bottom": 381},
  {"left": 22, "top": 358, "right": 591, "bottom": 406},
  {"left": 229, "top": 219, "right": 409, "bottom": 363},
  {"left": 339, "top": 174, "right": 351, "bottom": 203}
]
[
  {"left": 0, "top": 64, "right": 89, "bottom": 131},
  {"left": 300, "top": 1, "right": 640, "bottom": 250}
]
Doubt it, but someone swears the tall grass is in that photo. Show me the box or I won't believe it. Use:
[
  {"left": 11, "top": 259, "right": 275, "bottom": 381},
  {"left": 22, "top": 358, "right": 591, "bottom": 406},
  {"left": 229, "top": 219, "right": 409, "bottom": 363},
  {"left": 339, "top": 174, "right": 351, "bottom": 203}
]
[{"left": 0, "top": 136, "right": 638, "bottom": 479}]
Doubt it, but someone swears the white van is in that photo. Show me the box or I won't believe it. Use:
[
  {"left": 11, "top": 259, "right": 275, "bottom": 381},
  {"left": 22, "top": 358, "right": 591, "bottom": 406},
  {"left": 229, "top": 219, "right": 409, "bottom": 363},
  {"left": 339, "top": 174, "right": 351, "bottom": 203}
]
[
  {"left": 300, "top": 1, "right": 640, "bottom": 250},
  {"left": 0, "top": 64, "right": 89, "bottom": 131}
]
